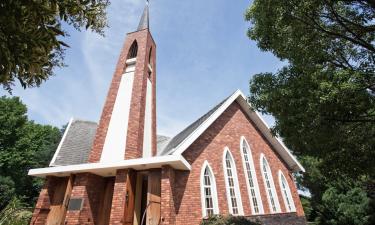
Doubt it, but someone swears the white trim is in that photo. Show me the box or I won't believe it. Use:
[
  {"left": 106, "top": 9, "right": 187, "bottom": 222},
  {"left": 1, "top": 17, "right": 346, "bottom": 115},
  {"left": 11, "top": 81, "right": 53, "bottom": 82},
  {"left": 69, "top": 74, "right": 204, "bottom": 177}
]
[
  {"left": 251, "top": 109, "right": 305, "bottom": 173},
  {"left": 100, "top": 71, "right": 134, "bottom": 163},
  {"left": 223, "top": 147, "right": 244, "bottom": 215},
  {"left": 260, "top": 154, "right": 281, "bottom": 213},
  {"left": 125, "top": 58, "right": 137, "bottom": 72},
  {"left": 126, "top": 58, "right": 137, "bottom": 65},
  {"left": 171, "top": 92, "right": 240, "bottom": 156},
  {"left": 49, "top": 118, "right": 74, "bottom": 166},
  {"left": 170, "top": 90, "right": 304, "bottom": 173},
  {"left": 240, "top": 136, "right": 264, "bottom": 214},
  {"left": 142, "top": 78, "right": 152, "bottom": 158},
  {"left": 278, "top": 170, "right": 296, "bottom": 212},
  {"left": 29, "top": 155, "right": 191, "bottom": 178},
  {"left": 200, "top": 160, "right": 219, "bottom": 218}
]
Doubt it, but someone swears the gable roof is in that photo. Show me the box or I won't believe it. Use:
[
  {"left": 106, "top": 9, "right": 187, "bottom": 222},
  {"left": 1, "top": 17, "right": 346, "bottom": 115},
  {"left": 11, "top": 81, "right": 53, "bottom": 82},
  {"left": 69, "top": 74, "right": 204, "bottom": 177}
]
[
  {"left": 50, "top": 119, "right": 97, "bottom": 166},
  {"left": 159, "top": 90, "right": 305, "bottom": 172},
  {"left": 47, "top": 90, "right": 304, "bottom": 173},
  {"left": 158, "top": 96, "right": 229, "bottom": 156},
  {"left": 50, "top": 118, "right": 173, "bottom": 166}
]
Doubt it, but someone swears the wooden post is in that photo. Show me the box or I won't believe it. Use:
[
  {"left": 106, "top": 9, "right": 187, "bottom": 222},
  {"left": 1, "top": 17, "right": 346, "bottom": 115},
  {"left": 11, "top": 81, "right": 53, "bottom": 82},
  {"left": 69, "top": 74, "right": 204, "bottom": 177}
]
[
  {"left": 124, "top": 169, "right": 137, "bottom": 225},
  {"left": 147, "top": 170, "right": 161, "bottom": 225},
  {"left": 45, "top": 176, "right": 74, "bottom": 225}
]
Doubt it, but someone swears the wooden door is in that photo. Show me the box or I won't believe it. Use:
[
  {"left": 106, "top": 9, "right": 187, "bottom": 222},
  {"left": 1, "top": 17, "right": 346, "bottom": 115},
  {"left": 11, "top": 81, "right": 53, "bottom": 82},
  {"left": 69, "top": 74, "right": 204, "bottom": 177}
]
[
  {"left": 98, "top": 177, "right": 115, "bottom": 225},
  {"left": 146, "top": 170, "right": 161, "bottom": 225},
  {"left": 124, "top": 169, "right": 137, "bottom": 225},
  {"left": 46, "top": 176, "right": 74, "bottom": 225}
]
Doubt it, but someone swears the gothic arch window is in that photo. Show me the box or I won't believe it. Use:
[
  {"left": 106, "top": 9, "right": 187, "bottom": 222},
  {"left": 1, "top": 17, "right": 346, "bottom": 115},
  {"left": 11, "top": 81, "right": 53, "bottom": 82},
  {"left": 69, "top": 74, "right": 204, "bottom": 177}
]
[
  {"left": 148, "top": 47, "right": 152, "bottom": 64},
  {"left": 240, "top": 137, "right": 264, "bottom": 214},
  {"left": 127, "top": 40, "right": 138, "bottom": 59},
  {"left": 147, "top": 47, "right": 152, "bottom": 80},
  {"left": 223, "top": 148, "right": 244, "bottom": 215},
  {"left": 200, "top": 161, "right": 219, "bottom": 217},
  {"left": 260, "top": 154, "right": 281, "bottom": 213},
  {"left": 278, "top": 170, "right": 296, "bottom": 212}
]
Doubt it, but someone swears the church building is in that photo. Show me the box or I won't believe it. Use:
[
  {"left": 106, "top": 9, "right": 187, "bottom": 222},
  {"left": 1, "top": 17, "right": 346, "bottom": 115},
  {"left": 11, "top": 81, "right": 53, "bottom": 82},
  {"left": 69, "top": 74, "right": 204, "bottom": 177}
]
[{"left": 29, "top": 3, "right": 306, "bottom": 225}]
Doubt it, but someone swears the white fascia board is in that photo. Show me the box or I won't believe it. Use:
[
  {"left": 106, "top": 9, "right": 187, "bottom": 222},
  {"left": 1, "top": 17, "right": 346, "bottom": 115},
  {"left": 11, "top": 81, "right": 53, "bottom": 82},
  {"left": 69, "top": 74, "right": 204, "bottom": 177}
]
[
  {"left": 170, "top": 89, "right": 304, "bottom": 173},
  {"left": 236, "top": 94, "right": 305, "bottom": 173},
  {"left": 171, "top": 90, "right": 243, "bottom": 156},
  {"left": 49, "top": 118, "right": 74, "bottom": 166},
  {"left": 29, "top": 155, "right": 191, "bottom": 178}
]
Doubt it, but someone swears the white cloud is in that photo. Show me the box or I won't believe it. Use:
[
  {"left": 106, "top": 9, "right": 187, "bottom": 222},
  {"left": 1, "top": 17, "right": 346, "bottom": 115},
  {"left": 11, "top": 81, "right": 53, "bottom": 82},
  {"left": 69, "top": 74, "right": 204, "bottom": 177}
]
[{"left": 1, "top": 0, "right": 277, "bottom": 134}]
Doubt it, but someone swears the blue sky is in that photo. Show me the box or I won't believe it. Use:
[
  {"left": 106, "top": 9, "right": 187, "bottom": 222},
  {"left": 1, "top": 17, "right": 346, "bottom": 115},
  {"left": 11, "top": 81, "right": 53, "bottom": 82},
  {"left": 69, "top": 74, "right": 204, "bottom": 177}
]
[{"left": 2, "top": 0, "right": 283, "bottom": 137}]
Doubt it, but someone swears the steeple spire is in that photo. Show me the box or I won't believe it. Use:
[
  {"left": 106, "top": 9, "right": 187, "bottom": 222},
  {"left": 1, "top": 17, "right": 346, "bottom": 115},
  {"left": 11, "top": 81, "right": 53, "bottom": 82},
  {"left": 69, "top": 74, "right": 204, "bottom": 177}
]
[{"left": 137, "top": 0, "right": 149, "bottom": 31}]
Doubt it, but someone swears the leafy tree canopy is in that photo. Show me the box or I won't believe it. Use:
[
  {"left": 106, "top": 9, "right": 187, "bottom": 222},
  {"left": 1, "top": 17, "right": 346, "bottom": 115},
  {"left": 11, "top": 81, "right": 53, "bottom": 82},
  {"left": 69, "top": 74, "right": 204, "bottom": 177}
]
[
  {"left": 0, "top": 0, "right": 109, "bottom": 92},
  {"left": 0, "top": 96, "right": 61, "bottom": 209},
  {"left": 246, "top": 0, "right": 374, "bottom": 224},
  {"left": 246, "top": 0, "right": 374, "bottom": 181}
]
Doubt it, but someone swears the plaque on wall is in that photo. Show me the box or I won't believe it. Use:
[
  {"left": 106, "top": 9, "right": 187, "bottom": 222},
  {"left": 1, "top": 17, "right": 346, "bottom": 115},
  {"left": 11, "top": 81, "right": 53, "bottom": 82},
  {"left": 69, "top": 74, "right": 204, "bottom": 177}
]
[{"left": 68, "top": 198, "right": 84, "bottom": 211}]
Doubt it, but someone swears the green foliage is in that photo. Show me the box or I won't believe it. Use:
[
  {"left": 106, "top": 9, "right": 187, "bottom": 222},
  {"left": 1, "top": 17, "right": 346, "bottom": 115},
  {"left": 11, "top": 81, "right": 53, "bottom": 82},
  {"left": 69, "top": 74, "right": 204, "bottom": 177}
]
[
  {"left": 248, "top": 68, "right": 375, "bottom": 180},
  {"left": 0, "top": 197, "right": 32, "bottom": 225},
  {"left": 316, "top": 186, "right": 370, "bottom": 225},
  {"left": 0, "top": 96, "right": 61, "bottom": 209},
  {"left": 300, "top": 195, "right": 313, "bottom": 221},
  {"left": 201, "top": 215, "right": 261, "bottom": 225},
  {"left": 0, "top": 177, "right": 15, "bottom": 210},
  {"left": 0, "top": 0, "right": 110, "bottom": 92},
  {"left": 246, "top": 0, "right": 375, "bottom": 74},
  {"left": 245, "top": 0, "right": 374, "bottom": 224}
]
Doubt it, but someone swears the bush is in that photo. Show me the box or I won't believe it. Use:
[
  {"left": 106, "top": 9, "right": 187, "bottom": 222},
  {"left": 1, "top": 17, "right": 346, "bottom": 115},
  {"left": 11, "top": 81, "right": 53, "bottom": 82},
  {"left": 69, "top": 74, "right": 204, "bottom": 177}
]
[
  {"left": 0, "top": 197, "right": 32, "bottom": 225},
  {"left": 201, "top": 215, "right": 261, "bottom": 225}
]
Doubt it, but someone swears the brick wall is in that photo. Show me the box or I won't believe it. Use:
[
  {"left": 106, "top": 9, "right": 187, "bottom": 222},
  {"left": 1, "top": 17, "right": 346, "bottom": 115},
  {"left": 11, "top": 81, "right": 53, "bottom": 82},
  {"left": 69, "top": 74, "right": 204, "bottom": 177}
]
[
  {"left": 30, "top": 176, "right": 63, "bottom": 225},
  {"left": 109, "top": 169, "right": 128, "bottom": 225},
  {"left": 64, "top": 173, "right": 106, "bottom": 225},
  {"left": 161, "top": 166, "right": 176, "bottom": 225},
  {"left": 168, "top": 101, "right": 304, "bottom": 225},
  {"left": 88, "top": 29, "right": 157, "bottom": 162}
]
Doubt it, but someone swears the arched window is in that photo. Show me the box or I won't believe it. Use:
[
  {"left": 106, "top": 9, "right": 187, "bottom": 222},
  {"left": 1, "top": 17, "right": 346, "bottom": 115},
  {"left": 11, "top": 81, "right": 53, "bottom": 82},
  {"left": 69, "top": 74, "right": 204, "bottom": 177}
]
[
  {"left": 260, "top": 154, "right": 281, "bottom": 213},
  {"left": 127, "top": 40, "right": 138, "bottom": 59},
  {"left": 200, "top": 161, "right": 219, "bottom": 217},
  {"left": 278, "top": 170, "right": 296, "bottom": 212},
  {"left": 240, "top": 137, "right": 263, "bottom": 214},
  {"left": 223, "top": 148, "right": 244, "bottom": 215},
  {"left": 147, "top": 47, "right": 152, "bottom": 80},
  {"left": 148, "top": 47, "right": 152, "bottom": 64}
]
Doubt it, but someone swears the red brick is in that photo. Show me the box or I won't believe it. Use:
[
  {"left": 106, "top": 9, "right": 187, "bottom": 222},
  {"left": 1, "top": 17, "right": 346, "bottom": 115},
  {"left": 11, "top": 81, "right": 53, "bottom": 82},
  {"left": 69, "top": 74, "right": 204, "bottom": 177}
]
[
  {"left": 88, "top": 29, "right": 157, "bottom": 162},
  {"left": 161, "top": 101, "right": 305, "bottom": 225}
]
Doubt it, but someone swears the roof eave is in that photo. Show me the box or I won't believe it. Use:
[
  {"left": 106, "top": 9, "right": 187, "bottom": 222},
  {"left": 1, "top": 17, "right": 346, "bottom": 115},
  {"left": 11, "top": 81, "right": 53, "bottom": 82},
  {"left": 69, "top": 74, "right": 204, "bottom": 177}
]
[
  {"left": 170, "top": 90, "right": 305, "bottom": 173},
  {"left": 236, "top": 95, "right": 305, "bottom": 173},
  {"left": 29, "top": 155, "right": 191, "bottom": 178}
]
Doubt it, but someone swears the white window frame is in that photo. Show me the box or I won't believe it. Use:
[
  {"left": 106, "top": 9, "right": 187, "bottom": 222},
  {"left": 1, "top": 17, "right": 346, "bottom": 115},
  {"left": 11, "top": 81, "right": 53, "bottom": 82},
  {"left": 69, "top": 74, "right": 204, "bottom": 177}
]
[
  {"left": 278, "top": 170, "right": 296, "bottom": 212},
  {"left": 223, "top": 147, "right": 244, "bottom": 215},
  {"left": 240, "top": 137, "right": 264, "bottom": 214},
  {"left": 260, "top": 153, "right": 281, "bottom": 213},
  {"left": 200, "top": 160, "right": 219, "bottom": 217}
]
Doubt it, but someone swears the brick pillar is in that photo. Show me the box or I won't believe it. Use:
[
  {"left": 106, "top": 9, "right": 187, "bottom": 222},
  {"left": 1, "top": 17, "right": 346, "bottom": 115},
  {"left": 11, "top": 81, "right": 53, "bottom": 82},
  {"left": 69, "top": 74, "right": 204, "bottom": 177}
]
[
  {"left": 109, "top": 169, "right": 128, "bottom": 225},
  {"left": 30, "top": 176, "right": 58, "bottom": 225},
  {"left": 161, "top": 166, "right": 176, "bottom": 225},
  {"left": 64, "top": 173, "right": 106, "bottom": 225}
]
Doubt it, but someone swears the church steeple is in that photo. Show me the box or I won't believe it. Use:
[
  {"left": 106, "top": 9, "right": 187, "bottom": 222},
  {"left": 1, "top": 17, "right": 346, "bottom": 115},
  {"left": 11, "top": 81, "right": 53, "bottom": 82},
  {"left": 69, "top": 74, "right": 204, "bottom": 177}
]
[
  {"left": 88, "top": 0, "right": 157, "bottom": 163},
  {"left": 137, "top": 0, "right": 149, "bottom": 31}
]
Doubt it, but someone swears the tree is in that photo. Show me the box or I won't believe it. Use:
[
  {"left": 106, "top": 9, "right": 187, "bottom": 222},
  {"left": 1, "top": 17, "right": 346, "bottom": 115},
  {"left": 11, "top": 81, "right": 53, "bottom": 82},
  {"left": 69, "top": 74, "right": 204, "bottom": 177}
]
[
  {"left": 0, "top": 96, "right": 61, "bottom": 209},
  {"left": 0, "top": 0, "right": 109, "bottom": 92},
  {"left": 245, "top": 0, "right": 374, "bottom": 224}
]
